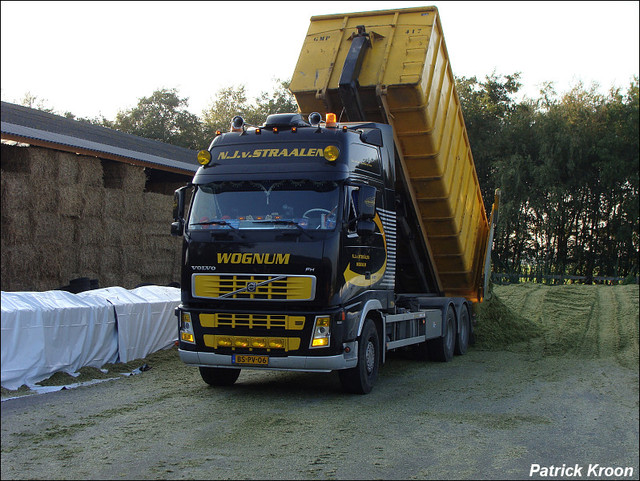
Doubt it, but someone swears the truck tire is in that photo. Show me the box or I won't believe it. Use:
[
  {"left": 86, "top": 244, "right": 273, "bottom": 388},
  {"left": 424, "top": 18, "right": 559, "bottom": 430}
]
[
  {"left": 454, "top": 303, "right": 470, "bottom": 356},
  {"left": 199, "top": 367, "right": 241, "bottom": 386},
  {"left": 339, "top": 318, "right": 380, "bottom": 394},
  {"left": 427, "top": 304, "right": 455, "bottom": 362}
]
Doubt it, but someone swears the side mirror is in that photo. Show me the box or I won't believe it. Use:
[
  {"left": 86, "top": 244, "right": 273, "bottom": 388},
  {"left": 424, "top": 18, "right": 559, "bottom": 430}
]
[
  {"left": 171, "top": 185, "right": 189, "bottom": 237},
  {"left": 357, "top": 185, "right": 376, "bottom": 219},
  {"left": 171, "top": 221, "right": 184, "bottom": 236}
]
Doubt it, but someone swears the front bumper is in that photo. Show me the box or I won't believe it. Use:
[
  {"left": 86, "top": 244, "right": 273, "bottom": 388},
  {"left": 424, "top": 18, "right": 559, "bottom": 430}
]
[{"left": 179, "top": 340, "right": 358, "bottom": 372}]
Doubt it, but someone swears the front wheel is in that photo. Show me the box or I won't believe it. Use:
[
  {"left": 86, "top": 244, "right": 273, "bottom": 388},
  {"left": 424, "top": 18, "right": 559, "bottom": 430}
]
[
  {"left": 339, "top": 319, "right": 380, "bottom": 394},
  {"left": 199, "top": 367, "right": 241, "bottom": 386}
]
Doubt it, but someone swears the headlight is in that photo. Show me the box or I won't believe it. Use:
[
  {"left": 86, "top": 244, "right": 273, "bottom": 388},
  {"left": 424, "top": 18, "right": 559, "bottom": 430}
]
[
  {"left": 179, "top": 312, "right": 195, "bottom": 344},
  {"left": 310, "top": 316, "right": 331, "bottom": 348}
]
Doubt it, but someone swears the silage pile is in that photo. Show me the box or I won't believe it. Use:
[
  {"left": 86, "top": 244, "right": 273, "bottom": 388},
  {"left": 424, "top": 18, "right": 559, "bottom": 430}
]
[
  {"left": 473, "top": 283, "right": 639, "bottom": 370},
  {"left": 473, "top": 288, "right": 542, "bottom": 350}
]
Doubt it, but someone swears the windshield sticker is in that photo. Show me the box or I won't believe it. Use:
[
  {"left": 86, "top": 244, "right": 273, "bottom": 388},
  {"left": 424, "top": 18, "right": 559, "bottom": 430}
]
[{"left": 217, "top": 148, "right": 325, "bottom": 160}]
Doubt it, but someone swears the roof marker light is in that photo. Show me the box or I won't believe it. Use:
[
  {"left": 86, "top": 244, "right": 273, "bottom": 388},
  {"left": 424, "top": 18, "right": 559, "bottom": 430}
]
[{"left": 326, "top": 113, "right": 337, "bottom": 127}]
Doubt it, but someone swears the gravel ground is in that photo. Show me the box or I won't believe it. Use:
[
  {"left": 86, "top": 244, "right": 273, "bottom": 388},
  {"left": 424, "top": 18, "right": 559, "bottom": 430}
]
[{"left": 1, "top": 284, "right": 638, "bottom": 480}]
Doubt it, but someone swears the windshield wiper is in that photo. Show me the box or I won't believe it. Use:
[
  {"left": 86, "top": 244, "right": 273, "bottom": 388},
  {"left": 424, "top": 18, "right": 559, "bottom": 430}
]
[
  {"left": 252, "top": 220, "right": 312, "bottom": 238},
  {"left": 189, "top": 220, "right": 244, "bottom": 239},
  {"left": 191, "top": 220, "right": 238, "bottom": 229}
]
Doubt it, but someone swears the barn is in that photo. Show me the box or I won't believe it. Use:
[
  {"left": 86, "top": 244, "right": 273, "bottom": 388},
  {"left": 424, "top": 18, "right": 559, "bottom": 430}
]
[{"left": 1, "top": 101, "right": 199, "bottom": 292}]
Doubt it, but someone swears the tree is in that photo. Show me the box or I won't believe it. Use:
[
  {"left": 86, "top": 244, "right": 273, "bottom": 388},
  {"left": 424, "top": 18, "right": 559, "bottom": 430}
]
[
  {"left": 456, "top": 72, "right": 522, "bottom": 213},
  {"left": 19, "top": 92, "right": 55, "bottom": 113},
  {"left": 201, "top": 85, "right": 252, "bottom": 140},
  {"left": 252, "top": 78, "right": 298, "bottom": 122},
  {"left": 201, "top": 78, "right": 299, "bottom": 142},
  {"left": 111, "top": 88, "right": 204, "bottom": 149}
]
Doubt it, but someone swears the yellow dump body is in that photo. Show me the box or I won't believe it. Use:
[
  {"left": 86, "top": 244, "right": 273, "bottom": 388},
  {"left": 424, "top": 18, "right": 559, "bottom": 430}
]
[{"left": 290, "top": 6, "right": 489, "bottom": 302}]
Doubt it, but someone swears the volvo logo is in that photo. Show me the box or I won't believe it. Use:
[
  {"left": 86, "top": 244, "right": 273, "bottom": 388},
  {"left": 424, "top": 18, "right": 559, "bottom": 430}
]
[{"left": 246, "top": 282, "right": 257, "bottom": 292}]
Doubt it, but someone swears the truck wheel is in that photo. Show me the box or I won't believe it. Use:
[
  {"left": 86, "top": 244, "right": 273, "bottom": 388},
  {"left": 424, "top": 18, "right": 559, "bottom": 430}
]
[
  {"left": 427, "top": 304, "right": 455, "bottom": 362},
  {"left": 199, "top": 367, "right": 241, "bottom": 386},
  {"left": 339, "top": 319, "right": 380, "bottom": 394},
  {"left": 454, "top": 303, "right": 470, "bottom": 356}
]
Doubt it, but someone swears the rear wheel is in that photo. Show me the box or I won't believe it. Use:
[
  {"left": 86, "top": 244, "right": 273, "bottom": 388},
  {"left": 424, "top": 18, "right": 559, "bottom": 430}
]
[
  {"left": 339, "top": 318, "right": 380, "bottom": 394},
  {"left": 454, "top": 303, "right": 471, "bottom": 356},
  {"left": 199, "top": 367, "right": 241, "bottom": 386},
  {"left": 427, "top": 304, "right": 456, "bottom": 362}
]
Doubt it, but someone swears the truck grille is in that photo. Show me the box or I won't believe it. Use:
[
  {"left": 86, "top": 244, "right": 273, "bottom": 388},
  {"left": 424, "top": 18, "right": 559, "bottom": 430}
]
[
  {"left": 192, "top": 274, "right": 316, "bottom": 301},
  {"left": 200, "top": 313, "right": 305, "bottom": 330}
]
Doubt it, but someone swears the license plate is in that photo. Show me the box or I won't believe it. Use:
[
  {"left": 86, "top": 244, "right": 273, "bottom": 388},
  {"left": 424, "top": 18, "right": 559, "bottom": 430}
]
[{"left": 232, "top": 354, "right": 269, "bottom": 366}]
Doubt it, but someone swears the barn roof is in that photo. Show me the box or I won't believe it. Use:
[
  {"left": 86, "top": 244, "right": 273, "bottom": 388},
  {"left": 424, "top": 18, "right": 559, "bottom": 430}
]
[{"left": 1, "top": 101, "right": 199, "bottom": 175}]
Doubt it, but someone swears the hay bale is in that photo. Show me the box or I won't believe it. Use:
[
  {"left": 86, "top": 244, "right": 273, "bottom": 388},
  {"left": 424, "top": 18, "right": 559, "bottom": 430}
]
[
  {"left": 103, "top": 189, "right": 125, "bottom": 219},
  {"left": 123, "top": 192, "right": 144, "bottom": 222},
  {"left": 37, "top": 216, "right": 75, "bottom": 247},
  {"left": 55, "top": 247, "right": 78, "bottom": 286},
  {"left": 122, "top": 163, "right": 146, "bottom": 192},
  {"left": 101, "top": 218, "right": 120, "bottom": 246},
  {"left": 82, "top": 186, "right": 105, "bottom": 218},
  {"left": 57, "top": 185, "right": 83, "bottom": 218},
  {"left": 121, "top": 272, "right": 142, "bottom": 289},
  {"left": 1, "top": 208, "right": 32, "bottom": 245},
  {"left": 100, "top": 159, "right": 145, "bottom": 191},
  {"left": 74, "top": 217, "right": 104, "bottom": 245},
  {"left": 102, "top": 218, "right": 141, "bottom": 247},
  {"left": 26, "top": 147, "right": 57, "bottom": 180},
  {"left": 56, "top": 151, "right": 79, "bottom": 186},
  {"left": 78, "top": 156, "right": 103, "bottom": 187},
  {"left": 140, "top": 256, "right": 170, "bottom": 277},
  {"left": 142, "top": 192, "right": 172, "bottom": 222},
  {"left": 76, "top": 246, "right": 101, "bottom": 277},
  {"left": 1, "top": 172, "right": 34, "bottom": 212},
  {"left": 99, "top": 246, "right": 122, "bottom": 273}
]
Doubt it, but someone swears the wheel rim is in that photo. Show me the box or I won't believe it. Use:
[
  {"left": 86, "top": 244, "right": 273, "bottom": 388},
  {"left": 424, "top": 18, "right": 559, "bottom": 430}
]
[{"left": 365, "top": 340, "right": 376, "bottom": 374}]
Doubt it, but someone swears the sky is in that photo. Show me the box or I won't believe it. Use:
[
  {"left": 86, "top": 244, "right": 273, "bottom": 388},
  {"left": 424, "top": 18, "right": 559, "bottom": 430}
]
[{"left": 1, "top": 1, "right": 638, "bottom": 120}]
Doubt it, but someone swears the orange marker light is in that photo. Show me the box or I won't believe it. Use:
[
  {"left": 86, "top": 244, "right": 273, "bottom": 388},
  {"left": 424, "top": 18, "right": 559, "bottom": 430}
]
[{"left": 326, "top": 113, "right": 337, "bottom": 127}]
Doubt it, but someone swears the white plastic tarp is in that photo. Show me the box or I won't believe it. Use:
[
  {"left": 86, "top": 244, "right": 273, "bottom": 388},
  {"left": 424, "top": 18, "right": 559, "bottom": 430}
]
[
  {"left": 1, "top": 290, "right": 118, "bottom": 390},
  {"left": 1, "top": 286, "right": 181, "bottom": 391},
  {"left": 77, "top": 286, "right": 180, "bottom": 363}
]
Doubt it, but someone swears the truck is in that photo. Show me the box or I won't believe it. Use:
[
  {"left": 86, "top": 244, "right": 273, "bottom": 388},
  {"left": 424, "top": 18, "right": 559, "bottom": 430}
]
[{"left": 171, "top": 6, "right": 500, "bottom": 394}]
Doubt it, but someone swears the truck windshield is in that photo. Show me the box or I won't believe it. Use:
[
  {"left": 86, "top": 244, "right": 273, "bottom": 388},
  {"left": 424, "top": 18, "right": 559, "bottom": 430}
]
[{"left": 188, "top": 180, "right": 340, "bottom": 231}]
